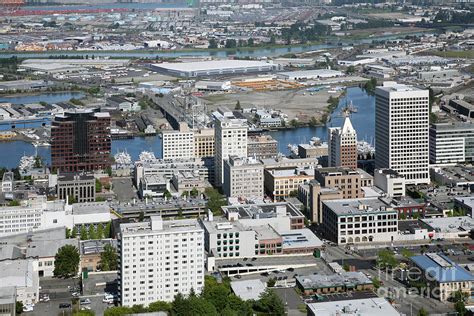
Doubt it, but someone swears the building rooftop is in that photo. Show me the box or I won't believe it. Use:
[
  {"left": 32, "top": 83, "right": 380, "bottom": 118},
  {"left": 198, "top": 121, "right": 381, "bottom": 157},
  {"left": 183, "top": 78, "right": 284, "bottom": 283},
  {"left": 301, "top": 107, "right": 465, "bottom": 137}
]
[
  {"left": 376, "top": 81, "right": 422, "bottom": 93},
  {"left": 0, "top": 286, "right": 15, "bottom": 305},
  {"left": 323, "top": 198, "right": 395, "bottom": 216},
  {"left": 80, "top": 239, "right": 116, "bottom": 256},
  {"left": 120, "top": 216, "right": 202, "bottom": 236},
  {"left": 315, "top": 167, "right": 362, "bottom": 177},
  {"left": 57, "top": 172, "right": 95, "bottom": 182},
  {"left": 420, "top": 216, "right": 474, "bottom": 233},
  {"left": 230, "top": 279, "right": 266, "bottom": 301},
  {"left": 153, "top": 60, "right": 275, "bottom": 72},
  {"left": 222, "top": 202, "right": 304, "bottom": 219},
  {"left": 72, "top": 202, "right": 109, "bottom": 215},
  {"left": 26, "top": 238, "right": 79, "bottom": 258},
  {"left": 269, "top": 167, "right": 315, "bottom": 178},
  {"left": 279, "top": 228, "right": 323, "bottom": 249},
  {"left": 297, "top": 271, "right": 372, "bottom": 289},
  {"left": 411, "top": 253, "right": 474, "bottom": 283},
  {"left": 0, "top": 259, "right": 36, "bottom": 288},
  {"left": 306, "top": 297, "right": 400, "bottom": 316}
]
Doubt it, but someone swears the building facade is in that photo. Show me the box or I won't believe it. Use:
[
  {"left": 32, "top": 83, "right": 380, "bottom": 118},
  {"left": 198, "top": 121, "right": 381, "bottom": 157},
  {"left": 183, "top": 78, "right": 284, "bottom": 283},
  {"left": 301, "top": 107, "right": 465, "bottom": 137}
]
[
  {"left": 314, "top": 167, "right": 367, "bottom": 199},
  {"left": 57, "top": 173, "right": 96, "bottom": 203},
  {"left": 51, "top": 109, "right": 111, "bottom": 172},
  {"left": 194, "top": 128, "right": 215, "bottom": 158},
  {"left": 375, "top": 82, "right": 430, "bottom": 184},
  {"left": 118, "top": 216, "right": 204, "bottom": 305},
  {"left": 374, "top": 169, "right": 405, "bottom": 197},
  {"left": 264, "top": 167, "right": 315, "bottom": 201},
  {"left": 161, "top": 123, "right": 195, "bottom": 160},
  {"left": 247, "top": 135, "right": 278, "bottom": 159},
  {"left": 328, "top": 117, "right": 358, "bottom": 169},
  {"left": 223, "top": 156, "right": 264, "bottom": 199},
  {"left": 214, "top": 108, "right": 248, "bottom": 187},
  {"left": 429, "top": 122, "right": 474, "bottom": 164},
  {"left": 322, "top": 198, "right": 398, "bottom": 244}
]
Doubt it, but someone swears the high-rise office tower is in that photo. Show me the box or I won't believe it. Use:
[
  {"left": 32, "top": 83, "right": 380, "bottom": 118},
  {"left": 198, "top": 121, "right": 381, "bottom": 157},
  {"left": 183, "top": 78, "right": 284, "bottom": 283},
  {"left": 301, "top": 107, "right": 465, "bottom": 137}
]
[
  {"left": 214, "top": 107, "right": 247, "bottom": 187},
  {"left": 118, "top": 216, "right": 204, "bottom": 306},
  {"left": 328, "top": 116, "right": 358, "bottom": 169},
  {"left": 375, "top": 82, "right": 430, "bottom": 185},
  {"left": 51, "top": 109, "right": 111, "bottom": 172}
]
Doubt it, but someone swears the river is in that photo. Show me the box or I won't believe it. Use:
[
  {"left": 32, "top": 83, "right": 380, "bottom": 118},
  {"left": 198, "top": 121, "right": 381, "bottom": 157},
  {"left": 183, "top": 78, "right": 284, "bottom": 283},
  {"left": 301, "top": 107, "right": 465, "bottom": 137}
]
[
  {"left": 0, "top": 92, "right": 84, "bottom": 105},
  {"left": 0, "top": 87, "right": 374, "bottom": 169}
]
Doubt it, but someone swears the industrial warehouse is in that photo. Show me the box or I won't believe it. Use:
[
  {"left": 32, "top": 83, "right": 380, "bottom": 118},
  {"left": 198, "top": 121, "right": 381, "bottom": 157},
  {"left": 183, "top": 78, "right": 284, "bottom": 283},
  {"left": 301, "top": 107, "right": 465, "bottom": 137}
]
[{"left": 150, "top": 60, "right": 282, "bottom": 77}]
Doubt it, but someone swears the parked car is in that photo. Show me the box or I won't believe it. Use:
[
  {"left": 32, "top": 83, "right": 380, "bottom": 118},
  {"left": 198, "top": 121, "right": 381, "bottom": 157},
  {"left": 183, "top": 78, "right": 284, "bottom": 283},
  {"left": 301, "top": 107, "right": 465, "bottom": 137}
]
[
  {"left": 80, "top": 298, "right": 91, "bottom": 305},
  {"left": 23, "top": 304, "right": 34, "bottom": 312},
  {"left": 59, "top": 303, "right": 71, "bottom": 309}
]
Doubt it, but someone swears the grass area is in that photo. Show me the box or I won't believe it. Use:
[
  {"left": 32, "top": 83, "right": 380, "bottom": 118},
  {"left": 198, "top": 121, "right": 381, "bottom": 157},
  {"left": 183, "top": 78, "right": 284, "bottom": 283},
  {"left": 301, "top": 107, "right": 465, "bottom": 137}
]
[{"left": 427, "top": 50, "right": 474, "bottom": 59}]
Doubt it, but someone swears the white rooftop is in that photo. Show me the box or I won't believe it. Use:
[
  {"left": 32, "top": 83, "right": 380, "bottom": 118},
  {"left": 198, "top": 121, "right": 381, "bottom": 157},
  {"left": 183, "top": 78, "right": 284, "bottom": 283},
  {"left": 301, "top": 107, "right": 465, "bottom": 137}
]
[
  {"left": 307, "top": 297, "right": 400, "bottom": 316},
  {"left": 230, "top": 279, "right": 266, "bottom": 301},
  {"left": 153, "top": 60, "right": 274, "bottom": 72}
]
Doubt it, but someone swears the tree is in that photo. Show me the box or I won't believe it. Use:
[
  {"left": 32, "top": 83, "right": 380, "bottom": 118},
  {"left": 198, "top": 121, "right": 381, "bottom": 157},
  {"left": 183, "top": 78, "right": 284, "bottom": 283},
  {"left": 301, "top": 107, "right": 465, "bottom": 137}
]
[
  {"left": 208, "top": 38, "right": 218, "bottom": 49},
  {"left": 53, "top": 244, "right": 80, "bottom": 278},
  {"left": 205, "top": 188, "right": 226, "bottom": 215},
  {"left": 88, "top": 225, "right": 97, "bottom": 240},
  {"left": 66, "top": 228, "right": 71, "bottom": 239},
  {"left": 80, "top": 224, "right": 88, "bottom": 240},
  {"left": 181, "top": 191, "right": 189, "bottom": 198},
  {"left": 138, "top": 211, "right": 145, "bottom": 222},
  {"left": 73, "top": 311, "right": 95, "bottom": 316},
  {"left": 148, "top": 301, "right": 171, "bottom": 312},
  {"left": 68, "top": 195, "right": 77, "bottom": 205},
  {"left": 95, "top": 179, "right": 102, "bottom": 193},
  {"left": 417, "top": 308, "right": 428, "bottom": 316},
  {"left": 96, "top": 223, "right": 104, "bottom": 239},
  {"left": 8, "top": 200, "right": 20, "bottom": 206},
  {"left": 453, "top": 290, "right": 468, "bottom": 316},
  {"left": 71, "top": 226, "right": 78, "bottom": 238},
  {"left": 225, "top": 39, "right": 237, "bottom": 49},
  {"left": 16, "top": 301, "right": 23, "bottom": 315},
  {"left": 254, "top": 289, "right": 285, "bottom": 315},
  {"left": 235, "top": 100, "right": 242, "bottom": 110},
  {"left": 401, "top": 248, "right": 414, "bottom": 258},
  {"left": 104, "top": 306, "right": 132, "bottom": 316},
  {"left": 247, "top": 38, "right": 254, "bottom": 47},
  {"left": 377, "top": 249, "right": 398, "bottom": 269},
  {"left": 267, "top": 277, "right": 276, "bottom": 287},
  {"left": 290, "top": 119, "right": 299, "bottom": 128},
  {"left": 289, "top": 190, "right": 298, "bottom": 197},
  {"left": 190, "top": 187, "right": 199, "bottom": 198},
  {"left": 164, "top": 190, "right": 172, "bottom": 200},
  {"left": 309, "top": 116, "right": 318, "bottom": 127},
  {"left": 33, "top": 156, "right": 42, "bottom": 168},
  {"left": 105, "top": 221, "right": 112, "bottom": 238},
  {"left": 346, "top": 65, "right": 356, "bottom": 74},
  {"left": 100, "top": 244, "right": 118, "bottom": 271}
]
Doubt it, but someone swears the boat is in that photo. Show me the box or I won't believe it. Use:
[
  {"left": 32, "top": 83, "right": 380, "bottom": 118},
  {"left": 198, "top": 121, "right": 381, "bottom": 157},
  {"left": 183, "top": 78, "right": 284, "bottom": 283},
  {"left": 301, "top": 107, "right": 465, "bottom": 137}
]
[
  {"left": 139, "top": 151, "right": 156, "bottom": 162},
  {"left": 19, "top": 154, "right": 35, "bottom": 171},
  {"left": 115, "top": 150, "right": 132, "bottom": 165}
]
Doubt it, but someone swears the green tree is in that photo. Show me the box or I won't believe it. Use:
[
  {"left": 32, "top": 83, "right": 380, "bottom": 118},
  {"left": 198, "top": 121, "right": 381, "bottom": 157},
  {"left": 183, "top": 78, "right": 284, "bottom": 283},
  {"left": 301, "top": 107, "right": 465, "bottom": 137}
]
[
  {"left": 88, "top": 225, "right": 97, "bottom": 240},
  {"left": 71, "top": 226, "right": 78, "bottom": 238},
  {"left": 148, "top": 301, "right": 172, "bottom": 312},
  {"left": 417, "top": 308, "right": 428, "bottom": 316},
  {"left": 33, "top": 156, "right": 42, "bottom": 168},
  {"left": 205, "top": 188, "right": 226, "bottom": 215},
  {"left": 53, "top": 244, "right": 80, "bottom": 278},
  {"left": 190, "top": 187, "right": 199, "bottom": 198},
  {"left": 105, "top": 221, "right": 112, "bottom": 238},
  {"left": 290, "top": 119, "right": 299, "bottom": 128},
  {"left": 8, "top": 200, "right": 20, "bottom": 206},
  {"left": 208, "top": 38, "right": 218, "bottom": 49},
  {"left": 172, "top": 293, "right": 188, "bottom": 315},
  {"left": 247, "top": 38, "right": 254, "bottom": 47},
  {"left": 104, "top": 306, "right": 132, "bottom": 316},
  {"left": 73, "top": 311, "right": 95, "bottom": 316},
  {"left": 289, "top": 190, "right": 298, "bottom": 197},
  {"left": 309, "top": 116, "right": 318, "bottom": 127},
  {"left": 138, "top": 211, "right": 145, "bottom": 222},
  {"left": 68, "top": 195, "right": 77, "bottom": 205},
  {"left": 181, "top": 191, "right": 189, "bottom": 198},
  {"left": 254, "top": 289, "right": 285, "bottom": 315},
  {"left": 164, "top": 190, "right": 172, "bottom": 200},
  {"left": 267, "top": 277, "right": 276, "bottom": 287},
  {"left": 80, "top": 224, "right": 88, "bottom": 240},
  {"left": 346, "top": 65, "right": 356, "bottom": 74},
  {"left": 65, "top": 228, "right": 71, "bottom": 239},
  {"left": 16, "top": 301, "right": 23, "bottom": 315},
  {"left": 377, "top": 249, "right": 398, "bottom": 269},
  {"left": 96, "top": 223, "right": 104, "bottom": 239},
  {"left": 453, "top": 290, "right": 468, "bottom": 316},
  {"left": 401, "top": 248, "right": 414, "bottom": 258},
  {"left": 95, "top": 179, "right": 102, "bottom": 193},
  {"left": 100, "top": 244, "right": 118, "bottom": 271},
  {"left": 235, "top": 100, "right": 241, "bottom": 110}
]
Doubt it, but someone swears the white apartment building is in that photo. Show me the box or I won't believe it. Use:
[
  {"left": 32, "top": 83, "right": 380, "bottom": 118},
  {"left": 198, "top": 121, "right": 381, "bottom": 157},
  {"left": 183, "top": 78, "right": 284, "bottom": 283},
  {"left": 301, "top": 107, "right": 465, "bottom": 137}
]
[
  {"left": 375, "top": 82, "right": 430, "bottom": 185},
  {"left": 161, "top": 123, "right": 195, "bottom": 160},
  {"left": 214, "top": 107, "right": 248, "bottom": 187},
  {"left": 322, "top": 198, "right": 398, "bottom": 244},
  {"left": 118, "top": 216, "right": 204, "bottom": 306},
  {"left": 374, "top": 169, "right": 406, "bottom": 197},
  {"left": 328, "top": 116, "right": 358, "bottom": 169},
  {"left": 1, "top": 171, "right": 13, "bottom": 193},
  {"left": 223, "top": 156, "right": 264, "bottom": 199}
]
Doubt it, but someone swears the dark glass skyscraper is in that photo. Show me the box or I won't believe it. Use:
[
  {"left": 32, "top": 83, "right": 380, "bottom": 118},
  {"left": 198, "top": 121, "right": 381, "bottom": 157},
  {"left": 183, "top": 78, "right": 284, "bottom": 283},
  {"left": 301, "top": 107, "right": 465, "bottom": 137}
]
[{"left": 51, "top": 109, "right": 111, "bottom": 172}]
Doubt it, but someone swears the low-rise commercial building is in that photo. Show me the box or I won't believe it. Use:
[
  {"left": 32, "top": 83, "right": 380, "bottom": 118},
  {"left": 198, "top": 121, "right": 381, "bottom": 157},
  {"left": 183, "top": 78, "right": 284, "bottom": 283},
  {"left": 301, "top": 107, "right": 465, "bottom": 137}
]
[
  {"left": 80, "top": 239, "right": 116, "bottom": 272},
  {"left": 420, "top": 216, "right": 474, "bottom": 239},
  {"left": 171, "top": 171, "right": 211, "bottom": 195},
  {"left": 374, "top": 169, "right": 406, "bottom": 197},
  {"left": 307, "top": 297, "right": 400, "bottom": 316},
  {"left": 315, "top": 167, "right": 369, "bottom": 199},
  {"left": 322, "top": 198, "right": 398, "bottom": 244},
  {"left": 57, "top": 173, "right": 96, "bottom": 203},
  {"left": 264, "top": 167, "right": 315, "bottom": 201},
  {"left": 411, "top": 253, "right": 474, "bottom": 302},
  {"left": 26, "top": 238, "right": 79, "bottom": 277},
  {"left": 296, "top": 272, "right": 373, "bottom": 295},
  {"left": 0, "top": 259, "right": 39, "bottom": 305}
]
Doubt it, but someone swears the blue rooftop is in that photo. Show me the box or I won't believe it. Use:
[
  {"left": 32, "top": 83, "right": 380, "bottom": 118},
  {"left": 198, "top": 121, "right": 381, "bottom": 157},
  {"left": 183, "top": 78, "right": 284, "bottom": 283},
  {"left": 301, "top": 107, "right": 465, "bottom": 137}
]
[{"left": 411, "top": 253, "right": 474, "bottom": 283}]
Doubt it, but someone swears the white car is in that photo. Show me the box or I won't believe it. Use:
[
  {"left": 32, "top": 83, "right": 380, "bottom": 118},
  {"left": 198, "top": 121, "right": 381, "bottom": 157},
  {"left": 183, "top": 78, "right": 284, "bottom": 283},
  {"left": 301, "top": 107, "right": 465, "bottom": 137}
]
[
  {"left": 23, "top": 305, "right": 34, "bottom": 312},
  {"left": 103, "top": 294, "right": 114, "bottom": 304}
]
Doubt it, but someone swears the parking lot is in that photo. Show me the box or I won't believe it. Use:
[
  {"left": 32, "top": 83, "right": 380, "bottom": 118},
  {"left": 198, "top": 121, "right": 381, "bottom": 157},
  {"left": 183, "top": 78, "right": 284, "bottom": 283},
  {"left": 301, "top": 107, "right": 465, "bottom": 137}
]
[{"left": 111, "top": 177, "right": 138, "bottom": 202}]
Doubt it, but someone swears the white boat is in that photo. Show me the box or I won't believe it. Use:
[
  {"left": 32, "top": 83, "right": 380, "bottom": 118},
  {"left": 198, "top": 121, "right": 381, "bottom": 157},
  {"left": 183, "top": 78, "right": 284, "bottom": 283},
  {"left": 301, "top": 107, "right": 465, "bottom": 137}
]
[
  {"left": 139, "top": 151, "right": 156, "bottom": 162},
  {"left": 19, "top": 155, "right": 35, "bottom": 171},
  {"left": 115, "top": 150, "right": 132, "bottom": 165}
]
